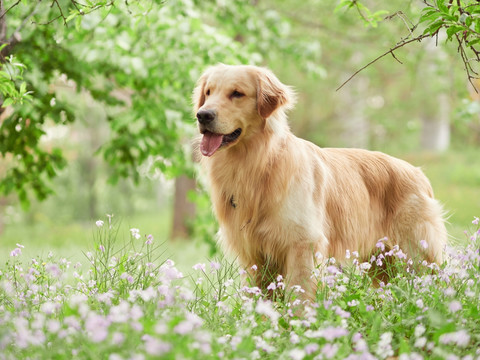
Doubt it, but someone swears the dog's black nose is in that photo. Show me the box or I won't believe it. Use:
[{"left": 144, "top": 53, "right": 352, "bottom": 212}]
[{"left": 196, "top": 109, "right": 216, "bottom": 125}]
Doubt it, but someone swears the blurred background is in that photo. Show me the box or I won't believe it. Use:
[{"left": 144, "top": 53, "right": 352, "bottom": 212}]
[{"left": 1, "top": 0, "right": 479, "bottom": 271}]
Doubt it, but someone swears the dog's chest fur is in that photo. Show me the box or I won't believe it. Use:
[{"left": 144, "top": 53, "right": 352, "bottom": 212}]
[{"left": 202, "top": 135, "right": 326, "bottom": 267}]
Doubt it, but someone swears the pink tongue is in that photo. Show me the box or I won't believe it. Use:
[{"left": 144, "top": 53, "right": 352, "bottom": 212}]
[{"left": 200, "top": 132, "right": 223, "bottom": 157}]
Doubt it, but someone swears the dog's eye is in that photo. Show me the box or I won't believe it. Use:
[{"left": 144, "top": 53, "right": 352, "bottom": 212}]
[
  {"left": 206, "top": 89, "right": 210, "bottom": 96},
  {"left": 231, "top": 90, "right": 245, "bottom": 99}
]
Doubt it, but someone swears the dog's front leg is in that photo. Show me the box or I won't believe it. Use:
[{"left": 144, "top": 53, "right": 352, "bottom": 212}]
[{"left": 284, "top": 244, "right": 317, "bottom": 303}]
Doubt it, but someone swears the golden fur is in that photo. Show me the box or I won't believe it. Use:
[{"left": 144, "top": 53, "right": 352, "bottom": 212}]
[{"left": 194, "top": 64, "right": 447, "bottom": 300}]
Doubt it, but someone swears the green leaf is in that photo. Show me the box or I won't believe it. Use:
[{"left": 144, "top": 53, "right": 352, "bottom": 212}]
[
  {"left": 467, "top": 38, "right": 480, "bottom": 47},
  {"left": 437, "top": 0, "right": 449, "bottom": 14},
  {"left": 423, "top": 20, "right": 444, "bottom": 36},
  {"left": 334, "top": 0, "right": 355, "bottom": 13},
  {"left": 446, "top": 25, "right": 465, "bottom": 40},
  {"left": 420, "top": 10, "right": 441, "bottom": 23},
  {"left": 19, "top": 82, "right": 27, "bottom": 94},
  {"left": 427, "top": 308, "right": 446, "bottom": 328},
  {"left": 2, "top": 98, "right": 14, "bottom": 107},
  {"left": 465, "top": 14, "right": 472, "bottom": 27},
  {"left": 398, "top": 336, "right": 410, "bottom": 354},
  {"left": 65, "top": 11, "right": 78, "bottom": 23}
]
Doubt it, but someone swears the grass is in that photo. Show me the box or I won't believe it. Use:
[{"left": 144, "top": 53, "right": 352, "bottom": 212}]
[
  {"left": 402, "top": 148, "right": 480, "bottom": 244},
  {"left": 0, "top": 207, "right": 211, "bottom": 275},
  {"left": 1, "top": 216, "right": 479, "bottom": 359},
  {"left": 0, "top": 148, "right": 478, "bottom": 358}
]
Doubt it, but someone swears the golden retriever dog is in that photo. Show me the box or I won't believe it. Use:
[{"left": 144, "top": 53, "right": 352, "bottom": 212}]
[{"left": 193, "top": 64, "right": 447, "bottom": 300}]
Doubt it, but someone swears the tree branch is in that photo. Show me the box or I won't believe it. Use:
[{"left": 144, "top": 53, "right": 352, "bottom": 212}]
[
  {"left": 51, "top": 0, "right": 67, "bottom": 26},
  {"left": 336, "top": 33, "right": 431, "bottom": 91},
  {"left": 456, "top": 33, "right": 480, "bottom": 93},
  {"left": 0, "top": 0, "right": 21, "bottom": 20},
  {"left": 0, "top": 0, "right": 7, "bottom": 42},
  {"left": 1, "top": 2, "right": 41, "bottom": 59}
]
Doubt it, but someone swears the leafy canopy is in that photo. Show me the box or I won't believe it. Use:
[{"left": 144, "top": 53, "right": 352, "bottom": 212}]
[{"left": 0, "top": 0, "right": 322, "bottom": 207}]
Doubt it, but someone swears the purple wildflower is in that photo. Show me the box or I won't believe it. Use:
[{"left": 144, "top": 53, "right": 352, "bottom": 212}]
[
  {"left": 210, "top": 261, "right": 221, "bottom": 271},
  {"left": 304, "top": 343, "right": 319, "bottom": 355},
  {"left": 143, "top": 335, "right": 171, "bottom": 355},
  {"left": 322, "top": 343, "right": 339, "bottom": 359},
  {"left": 267, "top": 282, "right": 276, "bottom": 291},
  {"left": 10, "top": 247, "right": 22, "bottom": 257},
  {"left": 448, "top": 300, "right": 462, "bottom": 313},
  {"left": 173, "top": 312, "right": 203, "bottom": 335},
  {"left": 439, "top": 330, "right": 470, "bottom": 347},
  {"left": 85, "top": 314, "right": 110, "bottom": 343},
  {"left": 192, "top": 263, "right": 206, "bottom": 272},
  {"left": 145, "top": 234, "right": 154, "bottom": 245},
  {"left": 130, "top": 228, "right": 141, "bottom": 239},
  {"left": 289, "top": 348, "right": 305, "bottom": 360},
  {"left": 376, "top": 237, "right": 387, "bottom": 251},
  {"left": 255, "top": 300, "right": 280, "bottom": 323}
]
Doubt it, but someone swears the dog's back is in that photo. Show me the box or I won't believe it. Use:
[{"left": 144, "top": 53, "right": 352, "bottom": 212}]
[{"left": 315, "top": 147, "right": 446, "bottom": 264}]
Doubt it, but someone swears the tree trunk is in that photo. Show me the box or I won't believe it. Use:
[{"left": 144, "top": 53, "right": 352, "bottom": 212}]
[
  {"left": 420, "top": 93, "right": 450, "bottom": 151},
  {"left": 337, "top": 74, "right": 369, "bottom": 148},
  {"left": 336, "top": 52, "right": 369, "bottom": 149},
  {"left": 0, "top": 197, "right": 7, "bottom": 235},
  {"left": 171, "top": 175, "right": 196, "bottom": 240},
  {"left": 420, "top": 37, "right": 451, "bottom": 152}
]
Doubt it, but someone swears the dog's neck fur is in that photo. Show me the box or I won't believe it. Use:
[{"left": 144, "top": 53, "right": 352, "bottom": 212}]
[{"left": 201, "top": 110, "right": 293, "bottom": 228}]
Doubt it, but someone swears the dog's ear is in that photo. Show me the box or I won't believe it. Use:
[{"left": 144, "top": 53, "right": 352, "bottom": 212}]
[
  {"left": 256, "top": 68, "right": 295, "bottom": 119},
  {"left": 193, "top": 72, "right": 208, "bottom": 112}
]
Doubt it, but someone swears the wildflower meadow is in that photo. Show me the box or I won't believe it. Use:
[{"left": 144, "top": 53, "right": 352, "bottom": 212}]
[{"left": 1, "top": 216, "right": 480, "bottom": 360}]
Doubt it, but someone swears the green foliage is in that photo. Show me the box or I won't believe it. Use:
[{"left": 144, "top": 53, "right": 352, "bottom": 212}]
[
  {"left": 454, "top": 99, "right": 480, "bottom": 146},
  {"left": 187, "top": 186, "right": 219, "bottom": 256},
  {"left": 0, "top": 0, "right": 322, "bottom": 208},
  {"left": 89, "top": 217, "right": 168, "bottom": 296},
  {"left": 420, "top": 0, "right": 480, "bottom": 43},
  {"left": 336, "top": 0, "right": 389, "bottom": 28},
  {"left": 339, "top": 0, "right": 480, "bottom": 87},
  {"left": 0, "top": 50, "right": 32, "bottom": 107},
  {"left": 418, "top": 1, "right": 480, "bottom": 86}
]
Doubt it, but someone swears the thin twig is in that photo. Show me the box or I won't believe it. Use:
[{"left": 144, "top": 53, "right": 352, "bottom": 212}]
[
  {"left": 0, "top": 2, "right": 41, "bottom": 58},
  {"left": 70, "top": 0, "right": 81, "bottom": 12},
  {"left": 51, "top": 0, "right": 67, "bottom": 26},
  {"left": 12, "top": 2, "right": 40, "bottom": 36},
  {"left": 385, "top": 11, "right": 416, "bottom": 37},
  {"left": 354, "top": 2, "right": 370, "bottom": 24},
  {"left": 456, "top": 33, "right": 479, "bottom": 93},
  {"left": 390, "top": 50, "right": 403, "bottom": 64},
  {"left": 0, "top": 0, "right": 21, "bottom": 20},
  {"left": 336, "top": 33, "right": 431, "bottom": 91},
  {"left": 34, "top": 14, "right": 62, "bottom": 26}
]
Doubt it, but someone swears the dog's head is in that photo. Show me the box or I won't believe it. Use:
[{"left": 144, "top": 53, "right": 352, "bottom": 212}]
[{"left": 193, "top": 64, "right": 294, "bottom": 157}]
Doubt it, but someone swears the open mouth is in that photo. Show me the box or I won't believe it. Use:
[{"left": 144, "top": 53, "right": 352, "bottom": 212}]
[
  {"left": 200, "top": 128, "right": 242, "bottom": 157},
  {"left": 222, "top": 128, "right": 242, "bottom": 145}
]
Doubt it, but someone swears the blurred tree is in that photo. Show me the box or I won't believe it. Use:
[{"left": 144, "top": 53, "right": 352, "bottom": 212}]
[
  {"left": 337, "top": 0, "right": 480, "bottom": 90},
  {"left": 3, "top": 0, "right": 480, "bottom": 200},
  {"left": 2, "top": 0, "right": 480, "bottom": 242},
  {"left": 0, "top": 0, "right": 322, "bottom": 241},
  {"left": 419, "top": 36, "right": 451, "bottom": 152},
  {"left": 171, "top": 175, "right": 196, "bottom": 239},
  {"left": 271, "top": 0, "right": 476, "bottom": 155}
]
